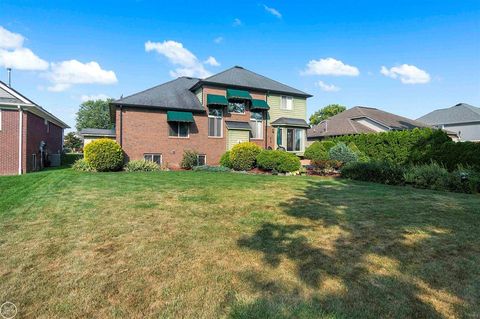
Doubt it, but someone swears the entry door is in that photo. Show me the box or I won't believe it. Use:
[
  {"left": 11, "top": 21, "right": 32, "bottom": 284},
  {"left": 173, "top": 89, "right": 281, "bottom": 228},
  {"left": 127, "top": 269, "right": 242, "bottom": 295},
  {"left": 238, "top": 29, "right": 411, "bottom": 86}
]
[{"left": 286, "top": 128, "right": 294, "bottom": 151}]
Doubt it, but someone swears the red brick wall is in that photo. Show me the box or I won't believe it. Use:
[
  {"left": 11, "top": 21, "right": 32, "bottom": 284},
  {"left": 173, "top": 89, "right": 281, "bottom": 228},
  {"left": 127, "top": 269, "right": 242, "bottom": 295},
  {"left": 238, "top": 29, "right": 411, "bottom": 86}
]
[
  {"left": 116, "top": 86, "right": 275, "bottom": 168},
  {"left": 24, "top": 112, "right": 63, "bottom": 172},
  {"left": 0, "top": 109, "right": 20, "bottom": 175}
]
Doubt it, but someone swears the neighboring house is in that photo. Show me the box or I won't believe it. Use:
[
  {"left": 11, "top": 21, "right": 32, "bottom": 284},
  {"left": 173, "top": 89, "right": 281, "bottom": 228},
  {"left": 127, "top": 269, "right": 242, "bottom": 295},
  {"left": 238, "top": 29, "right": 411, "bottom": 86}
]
[
  {"left": 417, "top": 103, "right": 480, "bottom": 142},
  {"left": 0, "top": 81, "right": 69, "bottom": 175},
  {"left": 307, "top": 106, "right": 428, "bottom": 142},
  {"left": 79, "top": 128, "right": 116, "bottom": 147},
  {"left": 110, "top": 66, "right": 311, "bottom": 168}
]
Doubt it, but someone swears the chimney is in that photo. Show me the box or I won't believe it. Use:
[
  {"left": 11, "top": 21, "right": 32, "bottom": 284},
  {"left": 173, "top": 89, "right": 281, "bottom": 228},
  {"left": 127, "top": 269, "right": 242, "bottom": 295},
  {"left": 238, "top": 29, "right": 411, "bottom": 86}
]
[{"left": 7, "top": 68, "right": 12, "bottom": 87}]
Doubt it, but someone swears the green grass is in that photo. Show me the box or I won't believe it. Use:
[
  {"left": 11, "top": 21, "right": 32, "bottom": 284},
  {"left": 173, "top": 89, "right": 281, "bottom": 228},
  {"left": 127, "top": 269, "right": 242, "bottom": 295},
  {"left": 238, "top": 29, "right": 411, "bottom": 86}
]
[{"left": 0, "top": 168, "right": 479, "bottom": 318}]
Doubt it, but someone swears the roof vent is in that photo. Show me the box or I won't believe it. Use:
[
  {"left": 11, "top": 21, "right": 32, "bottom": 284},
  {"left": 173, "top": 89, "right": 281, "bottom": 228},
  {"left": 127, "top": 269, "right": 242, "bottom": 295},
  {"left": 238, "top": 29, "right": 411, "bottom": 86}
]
[
  {"left": 234, "top": 65, "right": 244, "bottom": 69},
  {"left": 455, "top": 103, "right": 463, "bottom": 106}
]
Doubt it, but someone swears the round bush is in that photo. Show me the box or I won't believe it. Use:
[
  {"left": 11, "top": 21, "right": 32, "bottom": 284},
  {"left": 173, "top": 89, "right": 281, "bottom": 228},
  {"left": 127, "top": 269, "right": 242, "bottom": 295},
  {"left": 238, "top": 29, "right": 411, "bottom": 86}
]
[
  {"left": 220, "top": 151, "right": 232, "bottom": 168},
  {"left": 257, "top": 150, "right": 301, "bottom": 173},
  {"left": 304, "top": 141, "right": 328, "bottom": 161},
  {"left": 181, "top": 150, "right": 199, "bottom": 169},
  {"left": 230, "top": 142, "right": 262, "bottom": 171},
  {"left": 84, "top": 139, "right": 124, "bottom": 172},
  {"left": 329, "top": 142, "right": 358, "bottom": 164},
  {"left": 124, "top": 160, "right": 160, "bottom": 172}
]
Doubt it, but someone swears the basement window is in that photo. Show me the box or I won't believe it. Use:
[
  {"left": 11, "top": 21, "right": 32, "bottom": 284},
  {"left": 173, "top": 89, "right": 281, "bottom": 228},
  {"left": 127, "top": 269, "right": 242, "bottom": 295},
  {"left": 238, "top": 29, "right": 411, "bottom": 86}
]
[
  {"left": 197, "top": 154, "right": 206, "bottom": 166},
  {"left": 144, "top": 154, "right": 162, "bottom": 165}
]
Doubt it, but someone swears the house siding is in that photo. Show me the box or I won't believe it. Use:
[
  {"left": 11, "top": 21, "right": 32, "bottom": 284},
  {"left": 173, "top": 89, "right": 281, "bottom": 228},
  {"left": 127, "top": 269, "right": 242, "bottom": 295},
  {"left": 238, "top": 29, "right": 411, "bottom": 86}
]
[
  {"left": 267, "top": 95, "right": 307, "bottom": 122},
  {"left": 227, "top": 130, "right": 250, "bottom": 150},
  {"left": 442, "top": 122, "right": 480, "bottom": 141}
]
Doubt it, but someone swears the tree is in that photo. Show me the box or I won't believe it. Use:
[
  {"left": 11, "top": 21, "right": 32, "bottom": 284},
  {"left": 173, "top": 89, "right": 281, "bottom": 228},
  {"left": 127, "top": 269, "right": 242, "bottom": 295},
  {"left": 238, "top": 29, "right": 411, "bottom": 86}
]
[
  {"left": 64, "top": 132, "right": 82, "bottom": 152},
  {"left": 309, "top": 104, "right": 346, "bottom": 125},
  {"left": 75, "top": 99, "right": 114, "bottom": 131}
]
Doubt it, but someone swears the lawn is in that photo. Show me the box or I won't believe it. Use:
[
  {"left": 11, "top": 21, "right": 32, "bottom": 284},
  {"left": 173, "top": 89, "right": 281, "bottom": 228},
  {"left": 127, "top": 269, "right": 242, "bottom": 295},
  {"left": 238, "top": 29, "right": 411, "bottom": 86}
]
[{"left": 0, "top": 169, "right": 479, "bottom": 318}]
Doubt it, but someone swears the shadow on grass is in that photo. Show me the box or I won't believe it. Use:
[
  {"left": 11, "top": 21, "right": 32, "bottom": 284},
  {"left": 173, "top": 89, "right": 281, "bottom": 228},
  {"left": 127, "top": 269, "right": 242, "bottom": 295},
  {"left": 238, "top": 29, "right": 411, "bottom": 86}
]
[{"left": 232, "top": 179, "right": 480, "bottom": 318}]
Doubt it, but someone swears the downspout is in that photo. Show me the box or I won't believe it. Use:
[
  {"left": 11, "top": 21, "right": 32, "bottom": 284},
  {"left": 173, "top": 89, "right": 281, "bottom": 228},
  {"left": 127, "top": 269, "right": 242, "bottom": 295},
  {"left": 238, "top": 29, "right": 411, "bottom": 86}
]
[
  {"left": 18, "top": 105, "right": 23, "bottom": 175},
  {"left": 119, "top": 105, "right": 123, "bottom": 147},
  {"left": 265, "top": 92, "right": 269, "bottom": 149}
]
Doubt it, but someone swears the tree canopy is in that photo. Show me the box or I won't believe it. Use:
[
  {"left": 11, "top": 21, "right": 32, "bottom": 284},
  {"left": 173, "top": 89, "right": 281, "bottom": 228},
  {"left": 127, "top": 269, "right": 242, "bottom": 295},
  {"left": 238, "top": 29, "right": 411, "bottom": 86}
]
[
  {"left": 64, "top": 132, "right": 82, "bottom": 151},
  {"left": 309, "top": 104, "right": 346, "bottom": 125},
  {"left": 75, "top": 99, "right": 114, "bottom": 131}
]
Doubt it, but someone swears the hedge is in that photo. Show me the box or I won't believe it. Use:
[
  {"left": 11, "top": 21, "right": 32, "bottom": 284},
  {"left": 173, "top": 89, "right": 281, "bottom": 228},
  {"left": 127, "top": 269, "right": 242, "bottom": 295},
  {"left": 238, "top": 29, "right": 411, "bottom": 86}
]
[
  {"left": 84, "top": 139, "right": 124, "bottom": 172},
  {"left": 257, "top": 150, "right": 301, "bottom": 173},
  {"left": 229, "top": 142, "right": 262, "bottom": 171}
]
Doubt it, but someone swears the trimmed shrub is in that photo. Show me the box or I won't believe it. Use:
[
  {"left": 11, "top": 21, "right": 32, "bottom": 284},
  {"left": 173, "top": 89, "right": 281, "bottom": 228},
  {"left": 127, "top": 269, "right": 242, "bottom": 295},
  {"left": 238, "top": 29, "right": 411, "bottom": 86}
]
[
  {"left": 329, "top": 142, "right": 358, "bottom": 164},
  {"left": 193, "top": 165, "right": 231, "bottom": 172},
  {"left": 333, "top": 128, "right": 446, "bottom": 165},
  {"left": 347, "top": 142, "right": 369, "bottom": 162},
  {"left": 257, "top": 150, "right": 301, "bottom": 173},
  {"left": 181, "top": 150, "right": 199, "bottom": 170},
  {"left": 61, "top": 153, "right": 83, "bottom": 166},
  {"left": 404, "top": 162, "right": 450, "bottom": 191},
  {"left": 230, "top": 142, "right": 262, "bottom": 171},
  {"left": 220, "top": 151, "right": 232, "bottom": 168},
  {"left": 84, "top": 138, "right": 123, "bottom": 172},
  {"left": 304, "top": 141, "right": 330, "bottom": 161},
  {"left": 124, "top": 160, "right": 160, "bottom": 172},
  {"left": 72, "top": 158, "right": 94, "bottom": 172},
  {"left": 341, "top": 161, "right": 405, "bottom": 185}
]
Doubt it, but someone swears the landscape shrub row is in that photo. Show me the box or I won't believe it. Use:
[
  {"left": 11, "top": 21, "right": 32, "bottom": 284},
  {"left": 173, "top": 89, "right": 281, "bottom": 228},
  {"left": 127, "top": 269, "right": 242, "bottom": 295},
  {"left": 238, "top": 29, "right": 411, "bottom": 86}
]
[
  {"left": 61, "top": 153, "right": 83, "bottom": 166},
  {"left": 341, "top": 161, "right": 480, "bottom": 194}
]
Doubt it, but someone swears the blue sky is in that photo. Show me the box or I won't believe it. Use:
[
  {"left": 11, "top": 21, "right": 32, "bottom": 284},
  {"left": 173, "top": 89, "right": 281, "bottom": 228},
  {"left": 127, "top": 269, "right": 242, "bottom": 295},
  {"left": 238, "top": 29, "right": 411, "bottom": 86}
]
[{"left": 1, "top": 0, "right": 479, "bottom": 130}]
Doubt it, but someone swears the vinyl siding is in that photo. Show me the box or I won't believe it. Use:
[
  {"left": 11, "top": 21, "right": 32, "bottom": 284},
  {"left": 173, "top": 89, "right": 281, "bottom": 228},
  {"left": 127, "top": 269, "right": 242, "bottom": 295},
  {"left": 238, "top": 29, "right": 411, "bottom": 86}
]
[
  {"left": 227, "top": 129, "right": 250, "bottom": 150},
  {"left": 267, "top": 94, "right": 307, "bottom": 122},
  {"left": 195, "top": 88, "right": 203, "bottom": 105}
]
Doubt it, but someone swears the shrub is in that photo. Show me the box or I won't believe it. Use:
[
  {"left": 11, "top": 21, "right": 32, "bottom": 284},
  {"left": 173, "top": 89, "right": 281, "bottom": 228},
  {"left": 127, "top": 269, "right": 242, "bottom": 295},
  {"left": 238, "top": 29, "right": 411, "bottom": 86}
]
[
  {"left": 61, "top": 153, "right": 83, "bottom": 166},
  {"left": 341, "top": 161, "right": 405, "bottom": 185},
  {"left": 333, "top": 128, "right": 446, "bottom": 165},
  {"left": 230, "top": 142, "right": 262, "bottom": 171},
  {"left": 256, "top": 150, "right": 301, "bottom": 173},
  {"left": 193, "top": 165, "right": 231, "bottom": 172},
  {"left": 72, "top": 158, "right": 94, "bottom": 172},
  {"left": 404, "top": 162, "right": 450, "bottom": 191},
  {"left": 347, "top": 142, "right": 369, "bottom": 162},
  {"left": 449, "top": 166, "right": 480, "bottom": 194},
  {"left": 181, "top": 150, "right": 199, "bottom": 170},
  {"left": 311, "top": 159, "right": 343, "bottom": 174},
  {"left": 124, "top": 160, "right": 160, "bottom": 172},
  {"left": 84, "top": 139, "right": 123, "bottom": 172},
  {"left": 329, "top": 142, "right": 358, "bottom": 164},
  {"left": 220, "top": 151, "right": 232, "bottom": 168},
  {"left": 304, "top": 141, "right": 330, "bottom": 161}
]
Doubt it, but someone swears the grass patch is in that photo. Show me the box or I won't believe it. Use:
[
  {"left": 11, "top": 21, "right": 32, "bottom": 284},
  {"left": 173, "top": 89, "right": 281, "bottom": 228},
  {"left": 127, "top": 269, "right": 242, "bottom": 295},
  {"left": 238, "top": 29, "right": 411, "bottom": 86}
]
[{"left": 0, "top": 169, "right": 479, "bottom": 318}]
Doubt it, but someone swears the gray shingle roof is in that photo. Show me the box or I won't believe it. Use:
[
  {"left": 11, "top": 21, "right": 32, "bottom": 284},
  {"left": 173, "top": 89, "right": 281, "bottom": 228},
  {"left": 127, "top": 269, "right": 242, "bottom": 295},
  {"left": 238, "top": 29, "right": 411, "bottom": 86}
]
[
  {"left": 308, "top": 106, "right": 426, "bottom": 138},
  {"left": 417, "top": 103, "right": 480, "bottom": 125},
  {"left": 225, "top": 121, "right": 251, "bottom": 130},
  {"left": 79, "top": 128, "right": 116, "bottom": 137},
  {"left": 270, "top": 117, "right": 310, "bottom": 128},
  {"left": 198, "top": 66, "right": 312, "bottom": 97},
  {"left": 113, "top": 77, "right": 204, "bottom": 112}
]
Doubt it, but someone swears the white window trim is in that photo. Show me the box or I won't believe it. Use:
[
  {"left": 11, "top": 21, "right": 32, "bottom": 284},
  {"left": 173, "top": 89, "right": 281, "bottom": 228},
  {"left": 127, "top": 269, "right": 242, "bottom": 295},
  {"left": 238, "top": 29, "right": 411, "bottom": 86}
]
[
  {"left": 197, "top": 154, "right": 207, "bottom": 166},
  {"left": 144, "top": 153, "right": 162, "bottom": 165},
  {"left": 169, "top": 122, "right": 190, "bottom": 138},
  {"left": 208, "top": 109, "right": 223, "bottom": 138},
  {"left": 280, "top": 96, "right": 293, "bottom": 111},
  {"left": 250, "top": 112, "right": 263, "bottom": 140},
  {"left": 284, "top": 128, "right": 304, "bottom": 152}
]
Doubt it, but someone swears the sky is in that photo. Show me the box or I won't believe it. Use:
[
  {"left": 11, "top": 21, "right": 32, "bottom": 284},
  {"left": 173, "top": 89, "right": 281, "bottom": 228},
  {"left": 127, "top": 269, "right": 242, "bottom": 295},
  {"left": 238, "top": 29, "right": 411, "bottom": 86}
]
[{"left": 0, "top": 0, "right": 479, "bottom": 130}]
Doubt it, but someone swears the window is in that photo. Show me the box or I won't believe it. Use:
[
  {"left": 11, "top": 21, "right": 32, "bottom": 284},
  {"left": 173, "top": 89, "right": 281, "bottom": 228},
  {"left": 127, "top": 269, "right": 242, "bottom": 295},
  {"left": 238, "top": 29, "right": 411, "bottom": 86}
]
[
  {"left": 144, "top": 154, "right": 162, "bottom": 165},
  {"left": 228, "top": 101, "right": 246, "bottom": 114},
  {"left": 197, "top": 154, "right": 206, "bottom": 166},
  {"left": 169, "top": 122, "right": 189, "bottom": 138},
  {"left": 286, "top": 128, "right": 303, "bottom": 152},
  {"left": 32, "top": 154, "right": 37, "bottom": 170},
  {"left": 280, "top": 96, "right": 293, "bottom": 110},
  {"left": 208, "top": 108, "right": 223, "bottom": 137},
  {"left": 250, "top": 111, "right": 263, "bottom": 139}
]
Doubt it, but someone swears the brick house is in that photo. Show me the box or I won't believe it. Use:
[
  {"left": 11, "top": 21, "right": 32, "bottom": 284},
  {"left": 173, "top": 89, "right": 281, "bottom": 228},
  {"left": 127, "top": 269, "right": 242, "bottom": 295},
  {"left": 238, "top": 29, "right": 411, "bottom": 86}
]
[
  {"left": 111, "top": 66, "right": 312, "bottom": 168},
  {"left": 0, "top": 81, "right": 69, "bottom": 175}
]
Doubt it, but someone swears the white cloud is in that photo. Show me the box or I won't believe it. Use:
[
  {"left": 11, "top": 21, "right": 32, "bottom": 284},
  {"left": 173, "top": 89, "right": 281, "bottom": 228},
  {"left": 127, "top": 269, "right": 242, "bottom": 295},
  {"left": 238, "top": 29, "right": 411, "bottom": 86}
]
[
  {"left": 302, "top": 57, "right": 359, "bottom": 76},
  {"left": 204, "top": 56, "right": 220, "bottom": 66},
  {"left": 380, "top": 64, "right": 431, "bottom": 84},
  {"left": 0, "top": 48, "right": 48, "bottom": 70},
  {"left": 145, "top": 40, "right": 212, "bottom": 78},
  {"left": 233, "top": 18, "right": 242, "bottom": 27},
  {"left": 0, "top": 26, "right": 24, "bottom": 49},
  {"left": 47, "top": 60, "right": 118, "bottom": 92},
  {"left": 80, "top": 93, "right": 111, "bottom": 102},
  {"left": 316, "top": 80, "right": 340, "bottom": 92},
  {"left": 263, "top": 5, "right": 282, "bottom": 18},
  {"left": 214, "top": 36, "right": 223, "bottom": 44}
]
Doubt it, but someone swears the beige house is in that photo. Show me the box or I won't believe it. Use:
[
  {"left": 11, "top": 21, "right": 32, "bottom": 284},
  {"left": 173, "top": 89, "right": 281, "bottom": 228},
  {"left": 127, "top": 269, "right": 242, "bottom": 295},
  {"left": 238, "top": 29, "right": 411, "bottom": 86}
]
[{"left": 79, "top": 128, "right": 116, "bottom": 147}]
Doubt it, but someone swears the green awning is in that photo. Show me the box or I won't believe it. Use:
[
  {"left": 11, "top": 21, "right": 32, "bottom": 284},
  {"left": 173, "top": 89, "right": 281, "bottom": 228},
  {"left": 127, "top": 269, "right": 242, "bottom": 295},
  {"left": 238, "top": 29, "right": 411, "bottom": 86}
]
[
  {"left": 251, "top": 99, "right": 270, "bottom": 110},
  {"left": 167, "top": 111, "right": 194, "bottom": 122},
  {"left": 227, "top": 89, "right": 252, "bottom": 100},
  {"left": 207, "top": 94, "right": 228, "bottom": 106}
]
